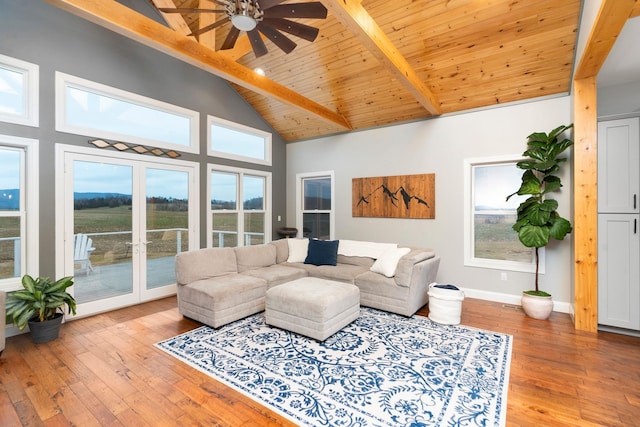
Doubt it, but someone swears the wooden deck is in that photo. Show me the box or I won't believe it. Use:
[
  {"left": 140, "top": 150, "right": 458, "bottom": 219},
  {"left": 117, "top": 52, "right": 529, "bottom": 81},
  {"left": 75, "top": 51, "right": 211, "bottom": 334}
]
[
  {"left": 73, "top": 256, "right": 176, "bottom": 303},
  {"left": 1, "top": 297, "right": 639, "bottom": 426}
]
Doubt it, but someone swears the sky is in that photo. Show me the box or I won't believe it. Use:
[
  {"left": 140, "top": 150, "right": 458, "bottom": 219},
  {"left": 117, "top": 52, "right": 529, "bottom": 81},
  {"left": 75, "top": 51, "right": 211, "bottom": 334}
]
[
  {"left": 73, "top": 161, "right": 189, "bottom": 199},
  {"left": 474, "top": 163, "right": 526, "bottom": 210}
]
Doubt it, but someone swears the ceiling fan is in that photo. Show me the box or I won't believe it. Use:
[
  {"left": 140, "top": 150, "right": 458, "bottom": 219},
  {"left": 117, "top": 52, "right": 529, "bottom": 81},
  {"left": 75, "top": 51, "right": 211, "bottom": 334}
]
[{"left": 158, "top": 0, "right": 328, "bottom": 58}]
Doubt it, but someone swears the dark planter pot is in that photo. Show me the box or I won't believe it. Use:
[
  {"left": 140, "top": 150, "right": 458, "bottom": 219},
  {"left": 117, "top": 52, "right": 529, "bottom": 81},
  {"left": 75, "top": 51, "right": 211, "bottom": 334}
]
[{"left": 28, "top": 313, "right": 64, "bottom": 344}]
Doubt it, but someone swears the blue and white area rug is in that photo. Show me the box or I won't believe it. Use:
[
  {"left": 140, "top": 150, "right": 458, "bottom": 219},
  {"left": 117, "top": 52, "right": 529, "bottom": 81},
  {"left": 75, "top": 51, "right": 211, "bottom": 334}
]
[{"left": 156, "top": 308, "right": 512, "bottom": 427}]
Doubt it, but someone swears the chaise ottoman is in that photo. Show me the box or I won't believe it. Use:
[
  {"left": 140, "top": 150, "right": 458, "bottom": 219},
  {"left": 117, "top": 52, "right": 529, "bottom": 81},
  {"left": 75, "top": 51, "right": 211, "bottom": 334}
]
[{"left": 265, "top": 277, "right": 360, "bottom": 341}]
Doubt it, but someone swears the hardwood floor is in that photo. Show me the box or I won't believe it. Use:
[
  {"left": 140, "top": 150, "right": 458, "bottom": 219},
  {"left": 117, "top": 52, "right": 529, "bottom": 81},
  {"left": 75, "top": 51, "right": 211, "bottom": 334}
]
[{"left": 1, "top": 297, "right": 639, "bottom": 426}]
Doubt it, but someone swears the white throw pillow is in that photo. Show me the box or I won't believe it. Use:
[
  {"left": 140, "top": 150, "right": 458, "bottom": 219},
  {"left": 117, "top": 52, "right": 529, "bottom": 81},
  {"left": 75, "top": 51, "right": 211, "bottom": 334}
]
[
  {"left": 370, "top": 247, "right": 411, "bottom": 277},
  {"left": 287, "top": 238, "right": 309, "bottom": 263}
]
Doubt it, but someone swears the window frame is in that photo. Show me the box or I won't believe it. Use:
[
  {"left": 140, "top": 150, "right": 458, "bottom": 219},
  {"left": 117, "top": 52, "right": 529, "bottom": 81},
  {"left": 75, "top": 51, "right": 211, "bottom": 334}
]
[
  {"left": 463, "top": 155, "right": 544, "bottom": 273},
  {"left": 55, "top": 72, "right": 199, "bottom": 154},
  {"left": 0, "top": 134, "right": 39, "bottom": 291},
  {"left": 0, "top": 53, "right": 39, "bottom": 127},
  {"left": 296, "top": 171, "right": 335, "bottom": 240},
  {"left": 207, "top": 164, "right": 272, "bottom": 247},
  {"left": 207, "top": 115, "right": 272, "bottom": 166}
]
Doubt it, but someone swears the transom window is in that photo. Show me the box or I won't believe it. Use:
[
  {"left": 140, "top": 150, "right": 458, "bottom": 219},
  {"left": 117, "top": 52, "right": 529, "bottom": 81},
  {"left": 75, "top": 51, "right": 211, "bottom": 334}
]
[
  {"left": 464, "top": 156, "right": 542, "bottom": 273},
  {"left": 55, "top": 72, "right": 199, "bottom": 153},
  {"left": 0, "top": 53, "right": 38, "bottom": 127},
  {"left": 208, "top": 116, "right": 272, "bottom": 165},
  {"left": 209, "top": 165, "right": 271, "bottom": 247}
]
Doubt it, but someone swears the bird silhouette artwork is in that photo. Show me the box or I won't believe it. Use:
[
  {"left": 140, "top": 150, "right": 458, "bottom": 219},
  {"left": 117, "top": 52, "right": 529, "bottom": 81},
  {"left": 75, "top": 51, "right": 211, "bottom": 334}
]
[{"left": 353, "top": 174, "right": 435, "bottom": 219}]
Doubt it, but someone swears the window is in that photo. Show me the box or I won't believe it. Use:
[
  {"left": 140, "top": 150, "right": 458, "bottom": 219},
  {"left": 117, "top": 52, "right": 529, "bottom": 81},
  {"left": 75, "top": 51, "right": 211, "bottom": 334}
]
[
  {"left": 297, "top": 172, "right": 334, "bottom": 240},
  {"left": 464, "top": 156, "right": 542, "bottom": 273},
  {"left": 209, "top": 165, "right": 271, "bottom": 247},
  {"left": 55, "top": 72, "right": 199, "bottom": 153},
  {"left": 208, "top": 116, "right": 272, "bottom": 165},
  {"left": 0, "top": 135, "right": 39, "bottom": 291},
  {"left": 0, "top": 53, "right": 38, "bottom": 127}
]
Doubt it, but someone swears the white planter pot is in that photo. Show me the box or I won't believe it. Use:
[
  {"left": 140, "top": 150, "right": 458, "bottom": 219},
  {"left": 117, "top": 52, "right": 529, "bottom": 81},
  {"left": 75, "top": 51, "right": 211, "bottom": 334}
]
[{"left": 521, "top": 292, "right": 553, "bottom": 320}]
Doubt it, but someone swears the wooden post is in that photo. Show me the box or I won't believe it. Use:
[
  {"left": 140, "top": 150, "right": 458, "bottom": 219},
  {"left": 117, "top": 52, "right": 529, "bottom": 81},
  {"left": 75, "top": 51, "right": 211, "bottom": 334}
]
[{"left": 572, "top": 76, "right": 598, "bottom": 333}]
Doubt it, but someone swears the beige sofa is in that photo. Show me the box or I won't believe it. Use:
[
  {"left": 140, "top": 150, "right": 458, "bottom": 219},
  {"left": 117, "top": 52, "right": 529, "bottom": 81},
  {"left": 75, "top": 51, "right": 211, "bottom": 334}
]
[{"left": 175, "top": 238, "right": 440, "bottom": 328}]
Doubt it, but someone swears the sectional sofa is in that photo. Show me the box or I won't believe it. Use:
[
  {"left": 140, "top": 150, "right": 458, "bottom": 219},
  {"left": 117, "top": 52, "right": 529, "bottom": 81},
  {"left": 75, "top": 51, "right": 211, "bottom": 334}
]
[{"left": 174, "top": 238, "right": 440, "bottom": 328}]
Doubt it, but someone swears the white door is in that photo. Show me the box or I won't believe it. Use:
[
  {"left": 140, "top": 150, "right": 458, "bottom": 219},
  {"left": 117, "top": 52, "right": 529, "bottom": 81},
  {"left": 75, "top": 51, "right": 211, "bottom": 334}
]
[
  {"left": 59, "top": 148, "right": 198, "bottom": 317},
  {"left": 598, "top": 118, "right": 640, "bottom": 214},
  {"left": 598, "top": 214, "right": 640, "bottom": 330}
]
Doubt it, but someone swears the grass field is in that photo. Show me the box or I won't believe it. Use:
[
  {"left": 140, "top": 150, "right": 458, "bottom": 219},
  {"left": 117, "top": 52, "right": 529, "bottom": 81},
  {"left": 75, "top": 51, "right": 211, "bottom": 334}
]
[{"left": 474, "top": 216, "right": 532, "bottom": 262}]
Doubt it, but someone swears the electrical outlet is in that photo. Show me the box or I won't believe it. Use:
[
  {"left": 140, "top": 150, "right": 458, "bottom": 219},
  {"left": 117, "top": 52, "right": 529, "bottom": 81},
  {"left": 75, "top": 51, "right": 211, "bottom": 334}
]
[
  {"left": 500, "top": 272, "right": 508, "bottom": 281},
  {"left": 277, "top": 215, "right": 281, "bottom": 222}
]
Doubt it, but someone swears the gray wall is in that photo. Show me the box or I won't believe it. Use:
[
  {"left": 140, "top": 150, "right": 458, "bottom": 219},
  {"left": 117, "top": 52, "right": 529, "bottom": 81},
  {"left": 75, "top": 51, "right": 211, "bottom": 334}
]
[
  {"left": 598, "top": 81, "right": 640, "bottom": 119},
  {"left": 0, "top": 0, "right": 287, "bottom": 277},
  {"left": 287, "top": 96, "right": 574, "bottom": 309}
]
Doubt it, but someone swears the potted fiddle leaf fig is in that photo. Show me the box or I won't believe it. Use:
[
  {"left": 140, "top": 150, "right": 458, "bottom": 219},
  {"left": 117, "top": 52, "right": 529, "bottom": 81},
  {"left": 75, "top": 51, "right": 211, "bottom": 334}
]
[
  {"left": 506, "top": 124, "right": 573, "bottom": 319},
  {"left": 5, "top": 274, "right": 76, "bottom": 343}
]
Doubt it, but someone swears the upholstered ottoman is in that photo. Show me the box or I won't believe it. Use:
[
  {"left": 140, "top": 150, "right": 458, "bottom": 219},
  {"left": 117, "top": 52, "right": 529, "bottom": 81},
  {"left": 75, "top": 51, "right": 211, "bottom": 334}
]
[{"left": 265, "top": 277, "right": 360, "bottom": 341}]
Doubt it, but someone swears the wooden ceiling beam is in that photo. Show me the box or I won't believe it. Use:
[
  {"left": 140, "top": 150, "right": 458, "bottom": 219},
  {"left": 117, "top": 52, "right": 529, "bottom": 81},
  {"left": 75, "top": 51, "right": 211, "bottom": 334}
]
[
  {"left": 44, "top": 0, "right": 352, "bottom": 130},
  {"left": 574, "top": 0, "right": 637, "bottom": 79},
  {"left": 150, "top": 0, "right": 192, "bottom": 37},
  {"left": 321, "top": 0, "right": 442, "bottom": 116}
]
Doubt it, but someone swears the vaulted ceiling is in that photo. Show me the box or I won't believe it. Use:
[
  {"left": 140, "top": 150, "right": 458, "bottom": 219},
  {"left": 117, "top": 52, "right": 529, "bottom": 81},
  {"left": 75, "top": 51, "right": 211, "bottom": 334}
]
[{"left": 46, "top": 0, "right": 589, "bottom": 142}]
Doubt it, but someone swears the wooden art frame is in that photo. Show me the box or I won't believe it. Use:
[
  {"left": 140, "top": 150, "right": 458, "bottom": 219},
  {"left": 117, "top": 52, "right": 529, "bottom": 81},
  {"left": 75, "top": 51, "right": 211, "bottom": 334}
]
[{"left": 352, "top": 173, "right": 435, "bottom": 219}]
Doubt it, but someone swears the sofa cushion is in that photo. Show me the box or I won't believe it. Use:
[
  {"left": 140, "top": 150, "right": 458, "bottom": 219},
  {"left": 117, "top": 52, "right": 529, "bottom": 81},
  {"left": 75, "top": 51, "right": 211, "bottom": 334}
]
[
  {"left": 175, "top": 247, "right": 237, "bottom": 285},
  {"left": 338, "top": 239, "right": 397, "bottom": 258},
  {"left": 287, "top": 262, "right": 369, "bottom": 283},
  {"left": 287, "top": 238, "right": 309, "bottom": 263},
  {"left": 179, "top": 274, "right": 267, "bottom": 311},
  {"left": 270, "top": 238, "right": 289, "bottom": 264},
  {"left": 241, "top": 264, "right": 308, "bottom": 288},
  {"left": 336, "top": 254, "right": 375, "bottom": 268},
  {"left": 235, "top": 244, "right": 276, "bottom": 273},
  {"left": 370, "top": 247, "right": 411, "bottom": 277},
  {"left": 305, "top": 239, "right": 339, "bottom": 266}
]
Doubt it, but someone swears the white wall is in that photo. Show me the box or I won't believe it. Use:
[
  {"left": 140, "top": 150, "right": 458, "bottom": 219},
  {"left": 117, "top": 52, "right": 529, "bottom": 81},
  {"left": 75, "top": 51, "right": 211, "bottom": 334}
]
[{"left": 287, "top": 96, "right": 573, "bottom": 309}]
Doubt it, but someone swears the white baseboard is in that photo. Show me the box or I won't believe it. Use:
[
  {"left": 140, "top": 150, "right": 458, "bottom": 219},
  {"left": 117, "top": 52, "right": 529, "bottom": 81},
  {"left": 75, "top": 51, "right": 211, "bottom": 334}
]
[{"left": 459, "top": 287, "right": 572, "bottom": 314}]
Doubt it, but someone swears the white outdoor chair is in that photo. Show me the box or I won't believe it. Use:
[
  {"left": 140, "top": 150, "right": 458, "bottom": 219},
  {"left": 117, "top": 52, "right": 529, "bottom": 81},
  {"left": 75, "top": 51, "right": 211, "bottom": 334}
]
[{"left": 74, "top": 233, "right": 96, "bottom": 274}]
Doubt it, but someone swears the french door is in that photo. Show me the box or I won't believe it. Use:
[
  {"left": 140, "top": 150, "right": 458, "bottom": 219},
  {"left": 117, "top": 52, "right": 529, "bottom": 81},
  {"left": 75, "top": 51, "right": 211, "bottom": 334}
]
[{"left": 57, "top": 146, "right": 198, "bottom": 317}]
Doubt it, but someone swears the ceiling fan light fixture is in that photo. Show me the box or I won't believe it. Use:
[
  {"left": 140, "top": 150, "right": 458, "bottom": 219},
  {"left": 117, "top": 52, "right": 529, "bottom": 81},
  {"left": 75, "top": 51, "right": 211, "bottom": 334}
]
[
  {"left": 231, "top": 13, "right": 257, "bottom": 31},
  {"left": 227, "top": 0, "right": 263, "bottom": 31}
]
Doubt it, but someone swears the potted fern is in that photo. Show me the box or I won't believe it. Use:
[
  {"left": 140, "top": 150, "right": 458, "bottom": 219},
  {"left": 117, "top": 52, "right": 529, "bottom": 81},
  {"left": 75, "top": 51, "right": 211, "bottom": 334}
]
[
  {"left": 506, "top": 124, "right": 573, "bottom": 319},
  {"left": 5, "top": 274, "right": 77, "bottom": 343}
]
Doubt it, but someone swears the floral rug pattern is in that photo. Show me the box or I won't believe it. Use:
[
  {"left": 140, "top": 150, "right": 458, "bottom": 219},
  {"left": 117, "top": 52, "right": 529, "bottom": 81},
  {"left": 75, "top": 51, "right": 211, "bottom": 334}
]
[{"left": 156, "top": 308, "right": 511, "bottom": 426}]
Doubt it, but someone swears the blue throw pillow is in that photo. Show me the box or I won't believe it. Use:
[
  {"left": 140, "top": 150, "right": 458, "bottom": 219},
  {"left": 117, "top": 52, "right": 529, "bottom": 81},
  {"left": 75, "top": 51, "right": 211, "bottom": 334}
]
[{"left": 304, "top": 239, "right": 339, "bottom": 266}]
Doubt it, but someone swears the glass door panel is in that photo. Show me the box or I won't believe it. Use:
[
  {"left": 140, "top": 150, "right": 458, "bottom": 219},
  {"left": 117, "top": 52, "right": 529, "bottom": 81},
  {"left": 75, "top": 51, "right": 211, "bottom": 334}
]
[
  {"left": 144, "top": 168, "right": 189, "bottom": 290},
  {"left": 72, "top": 160, "right": 134, "bottom": 304}
]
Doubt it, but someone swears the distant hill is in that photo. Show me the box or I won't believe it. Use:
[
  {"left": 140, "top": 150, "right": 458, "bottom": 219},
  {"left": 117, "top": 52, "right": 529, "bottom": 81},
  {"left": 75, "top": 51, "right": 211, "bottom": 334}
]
[
  {"left": 0, "top": 189, "right": 19, "bottom": 210},
  {"left": 74, "top": 192, "right": 131, "bottom": 200}
]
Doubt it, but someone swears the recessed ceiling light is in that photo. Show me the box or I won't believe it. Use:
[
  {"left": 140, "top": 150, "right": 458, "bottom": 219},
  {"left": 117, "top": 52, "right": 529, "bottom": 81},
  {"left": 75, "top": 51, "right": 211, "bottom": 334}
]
[{"left": 254, "top": 67, "right": 266, "bottom": 76}]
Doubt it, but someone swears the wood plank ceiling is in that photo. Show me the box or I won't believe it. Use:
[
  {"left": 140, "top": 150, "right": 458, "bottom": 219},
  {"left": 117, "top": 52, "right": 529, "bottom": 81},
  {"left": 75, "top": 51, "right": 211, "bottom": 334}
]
[{"left": 48, "top": 0, "right": 583, "bottom": 142}]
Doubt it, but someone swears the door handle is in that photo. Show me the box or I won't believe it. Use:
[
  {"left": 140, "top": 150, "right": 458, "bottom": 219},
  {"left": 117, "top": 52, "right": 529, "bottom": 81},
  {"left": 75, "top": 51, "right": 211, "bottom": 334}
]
[
  {"left": 635, "top": 218, "right": 637, "bottom": 235},
  {"left": 634, "top": 194, "right": 637, "bottom": 210}
]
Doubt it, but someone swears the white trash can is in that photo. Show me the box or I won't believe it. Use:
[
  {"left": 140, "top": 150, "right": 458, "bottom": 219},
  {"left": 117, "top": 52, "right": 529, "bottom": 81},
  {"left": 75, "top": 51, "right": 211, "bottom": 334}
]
[{"left": 428, "top": 283, "right": 465, "bottom": 325}]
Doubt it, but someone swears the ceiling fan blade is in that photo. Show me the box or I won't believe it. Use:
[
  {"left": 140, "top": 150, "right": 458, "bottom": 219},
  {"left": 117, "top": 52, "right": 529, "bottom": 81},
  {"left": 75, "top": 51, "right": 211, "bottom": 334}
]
[
  {"left": 262, "top": 18, "right": 319, "bottom": 42},
  {"left": 264, "top": 2, "right": 328, "bottom": 19},
  {"left": 221, "top": 26, "right": 241, "bottom": 50},
  {"left": 157, "top": 8, "right": 225, "bottom": 13},
  {"left": 257, "top": 23, "right": 297, "bottom": 54},
  {"left": 188, "top": 16, "right": 230, "bottom": 37},
  {"left": 248, "top": 28, "right": 268, "bottom": 57},
  {"left": 259, "top": 0, "right": 287, "bottom": 10}
]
